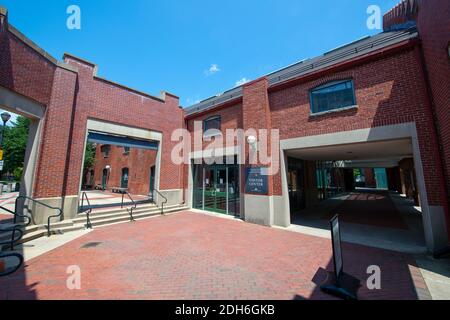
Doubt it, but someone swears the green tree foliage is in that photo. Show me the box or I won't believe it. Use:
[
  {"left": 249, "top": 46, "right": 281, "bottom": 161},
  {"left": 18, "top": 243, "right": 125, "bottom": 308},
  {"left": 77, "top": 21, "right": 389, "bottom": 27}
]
[
  {"left": 84, "top": 142, "right": 96, "bottom": 170},
  {"left": 2, "top": 115, "right": 30, "bottom": 181},
  {"left": 82, "top": 142, "right": 97, "bottom": 186}
]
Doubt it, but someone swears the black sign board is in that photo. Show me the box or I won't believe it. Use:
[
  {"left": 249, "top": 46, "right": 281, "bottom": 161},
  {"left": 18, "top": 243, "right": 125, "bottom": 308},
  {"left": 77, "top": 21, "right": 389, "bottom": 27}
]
[
  {"left": 245, "top": 167, "right": 268, "bottom": 195},
  {"left": 330, "top": 215, "right": 343, "bottom": 279},
  {"left": 320, "top": 214, "right": 361, "bottom": 300}
]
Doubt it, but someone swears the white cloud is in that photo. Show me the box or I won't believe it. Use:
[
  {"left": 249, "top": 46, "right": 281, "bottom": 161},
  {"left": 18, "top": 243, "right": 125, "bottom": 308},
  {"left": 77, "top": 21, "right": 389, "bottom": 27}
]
[
  {"left": 204, "top": 64, "right": 220, "bottom": 76},
  {"left": 185, "top": 97, "right": 201, "bottom": 106},
  {"left": 235, "top": 77, "right": 249, "bottom": 86}
]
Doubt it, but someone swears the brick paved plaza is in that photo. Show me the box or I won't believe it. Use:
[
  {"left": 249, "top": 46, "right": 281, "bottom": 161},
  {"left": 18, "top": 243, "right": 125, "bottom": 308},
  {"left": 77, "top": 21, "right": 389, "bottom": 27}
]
[{"left": 0, "top": 211, "right": 428, "bottom": 300}]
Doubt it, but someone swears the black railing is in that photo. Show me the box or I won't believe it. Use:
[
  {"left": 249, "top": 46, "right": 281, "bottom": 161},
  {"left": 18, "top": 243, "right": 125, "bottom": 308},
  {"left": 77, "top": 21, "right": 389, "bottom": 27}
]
[
  {"left": 125, "top": 192, "right": 136, "bottom": 221},
  {"left": 15, "top": 196, "right": 63, "bottom": 237},
  {"left": 0, "top": 202, "right": 30, "bottom": 276},
  {"left": 0, "top": 203, "right": 31, "bottom": 250},
  {"left": 0, "top": 252, "right": 24, "bottom": 277},
  {"left": 152, "top": 189, "right": 168, "bottom": 215},
  {"left": 80, "top": 192, "right": 92, "bottom": 229},
  {"left": 0, "top": 225, "right": 23, "bottom": 251},
  {"left": 1, "top": 205, "right": 31, "bottom": 227}
]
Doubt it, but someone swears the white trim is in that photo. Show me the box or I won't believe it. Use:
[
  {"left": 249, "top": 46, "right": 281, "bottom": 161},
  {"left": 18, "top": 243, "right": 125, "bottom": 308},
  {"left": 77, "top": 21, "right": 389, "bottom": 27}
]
[
  {"left": 86, "top": 119, "right": 162, "bottom": 142},
  {"left": 36, "top": 195, "right": 78, "bottom": 201},
  {"left": 0, "top": 85, "right": 45, "bottom": 119},
  {"left": 189, "top": 145, "right": 240, "bottom": 160},
  {"left": 309, "top": 105, "right": 358, "bottom": 117},
  {"left": 281, "top": 122, "right": 415, "bottom": 150},
  {"left": 0, "top": 86, "right": 45, "bottom": 215}
]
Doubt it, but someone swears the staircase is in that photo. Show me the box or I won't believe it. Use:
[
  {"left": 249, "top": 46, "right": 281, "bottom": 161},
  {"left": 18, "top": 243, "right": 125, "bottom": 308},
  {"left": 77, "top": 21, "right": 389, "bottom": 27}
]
[{"left": 0, "top": 202, "right": 188, "bottom": 249}]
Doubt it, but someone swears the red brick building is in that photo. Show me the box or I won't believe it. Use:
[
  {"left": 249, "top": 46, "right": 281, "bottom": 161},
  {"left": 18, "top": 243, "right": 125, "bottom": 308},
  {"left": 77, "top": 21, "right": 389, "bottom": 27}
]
[
  {"left": 83, "top": 144, "right": 157, "bottom": 195},
  {"left": 0, "top": 0, "right": 448, "bottom": 253}
]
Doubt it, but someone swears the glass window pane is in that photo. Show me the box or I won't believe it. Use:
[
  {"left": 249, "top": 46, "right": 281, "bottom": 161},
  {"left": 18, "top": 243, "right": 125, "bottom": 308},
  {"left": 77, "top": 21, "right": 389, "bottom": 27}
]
[
  {"left": 227, "top": 165, "right": 240, "bottom": 216},
  {"left": 311, "top": 80, "right": 355, "bottom": 113},
  {"left": 204, "top": 116, "right": 221, "bottom": 132},
  {"left": 192, "top": 164, "right": 204, "bottom": 209}
]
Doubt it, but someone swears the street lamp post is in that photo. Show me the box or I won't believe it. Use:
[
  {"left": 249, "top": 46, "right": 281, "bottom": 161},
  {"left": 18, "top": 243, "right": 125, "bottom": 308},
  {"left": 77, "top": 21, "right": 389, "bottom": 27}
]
[
  {"left": 0, "top": 112, "right": 11, "bottom": 148},
  {"left": 0, "top": 112, "right": 11, "bottom": 182}
]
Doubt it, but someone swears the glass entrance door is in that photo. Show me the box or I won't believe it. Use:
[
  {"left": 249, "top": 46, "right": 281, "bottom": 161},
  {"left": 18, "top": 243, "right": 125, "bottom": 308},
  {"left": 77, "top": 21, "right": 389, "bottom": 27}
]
[
  {"left": 204, "top": 165, "right": 227, "bottom": 214},
  {"left": 192, "top": 159, "right": 240, "bottom": 216}
]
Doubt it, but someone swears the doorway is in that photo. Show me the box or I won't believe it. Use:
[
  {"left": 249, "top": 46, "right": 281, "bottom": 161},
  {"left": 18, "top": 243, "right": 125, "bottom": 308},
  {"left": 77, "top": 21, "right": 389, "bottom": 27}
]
[
  {"left": 102, "top": 169, "right": 108, "bottom": 190},
  {"left": 121, "top": 168, "right": 129, "bottom": 189},
  {"left": 204, "top": 165, "right": 227, "bottom": 214},
  {"left": 192, "top": 160, "right": 240, "bottom": 216},
  {"left": 149, "top": 165, "right": 155, "bottom": 194}
]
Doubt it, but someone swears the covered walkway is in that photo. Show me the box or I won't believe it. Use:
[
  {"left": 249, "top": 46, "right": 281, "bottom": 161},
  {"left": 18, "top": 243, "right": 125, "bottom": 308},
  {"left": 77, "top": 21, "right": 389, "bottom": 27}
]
[{"left": 291, "top": 190, "right": 426, "bottom": 253}]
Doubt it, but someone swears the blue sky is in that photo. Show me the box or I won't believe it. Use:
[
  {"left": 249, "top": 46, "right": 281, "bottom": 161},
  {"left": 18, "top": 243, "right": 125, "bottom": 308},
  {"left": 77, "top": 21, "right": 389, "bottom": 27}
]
[{"left": 1, "top": 0, "right": 398, "bottom": 109}]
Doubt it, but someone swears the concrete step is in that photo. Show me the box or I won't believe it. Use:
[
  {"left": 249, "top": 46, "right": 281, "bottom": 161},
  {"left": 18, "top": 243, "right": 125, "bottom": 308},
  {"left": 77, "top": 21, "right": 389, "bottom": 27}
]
[
  {"left": 86, "top": 203, "right": 158, "bottom": 216},
  {"left": 77, "top": 204, "right": 182, "bottom": 222},
  {"left": 1, "top": 229, "right": 46, "bottom": 250},
  {"left": 48, "top": 224, "right": 86, "bottom": 236},
  {"left": 0, "top": 224, "right": 39, "bottom": 242},
  {"left": 36, "top": 220, "right": 75, "bottom": 231},
  {"left": 87, "top": 205, "right": 188, "bottom": 228}
]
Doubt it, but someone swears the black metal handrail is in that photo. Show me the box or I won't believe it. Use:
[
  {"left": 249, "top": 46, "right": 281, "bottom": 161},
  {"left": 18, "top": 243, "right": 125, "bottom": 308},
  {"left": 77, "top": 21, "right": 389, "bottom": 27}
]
[
  {"left": 15, "top": 196, "right": 63, "bottom": 237},
  {"left": 0, "top": 252, "right": 24, "bottom": 277},
  {"left": 152, "top": 189, "right": 168, "bottom": 215},
  {"left": 0, "top": 205, "right": 31, "bottom": 227},
  {"left": 0, "top": 225, "right": 23, "bottom": 250},
  {"left": 80, "top": 192, "right": 92, "bottom": 229},
  {"left": 0, "top": 203, "right": 31, "bottom": 250},
  {"left": 125, "top": 192, "right": 136, "bottom": 221}
]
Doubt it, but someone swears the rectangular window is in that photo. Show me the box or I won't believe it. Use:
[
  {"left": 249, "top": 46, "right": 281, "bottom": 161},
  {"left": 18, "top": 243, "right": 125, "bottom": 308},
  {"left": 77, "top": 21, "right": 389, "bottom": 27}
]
[
  {"left": 203, "top": 116, "right": 221, "bottom": 133},
  {"left": 123, "top": 146, "right": 130, "bottom": 155},
  {"left": 310, "top": 80, "right": 356, "bottom": 114},
  {"left": 101, "top": 145, "right": 110, "bottom": 158}
]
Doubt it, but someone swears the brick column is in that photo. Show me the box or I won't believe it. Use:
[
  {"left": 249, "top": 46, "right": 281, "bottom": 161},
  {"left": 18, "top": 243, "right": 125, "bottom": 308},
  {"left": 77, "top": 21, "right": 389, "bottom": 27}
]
[
  {"left": 33, "top": 66, "right": 78, "bottom": 223},
  {"left": 241, "top": 77, "right": 282, "bottom": 225}
]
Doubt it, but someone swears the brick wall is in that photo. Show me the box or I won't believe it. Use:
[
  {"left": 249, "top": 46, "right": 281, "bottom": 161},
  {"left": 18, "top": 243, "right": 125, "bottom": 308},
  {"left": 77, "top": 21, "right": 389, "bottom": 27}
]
[
  {"left": 89, "top": 145, "right": 157, "bottom": 195},
  {"left": 0, "top": 17, "right": 184, "bottom": 200},
  {"left": 186, "top": 102, "right": 243, "bottom": 151},
  {"left": 415, "top": 0, "right": 450, "bottom": 207},
  {"left": 383, "top": 0, "right": 418, "bottom": 31},
  {"left": 0, "top": 24, "right": 55, "bottom": 106},
  {"left": 268, "top": 47, "right": 444, "bottom": 206},
  {"left": 33, "top": 67, "right": 78, "bottom": 198},
  {"left": 61, "top": 55, "right": 184, "bottom": 197},
  {"left": 186, "top": 44, "right": 446, "bottom": 210},
  {"left": 242, "top": 78, "right": 276, "bottom": 196}
]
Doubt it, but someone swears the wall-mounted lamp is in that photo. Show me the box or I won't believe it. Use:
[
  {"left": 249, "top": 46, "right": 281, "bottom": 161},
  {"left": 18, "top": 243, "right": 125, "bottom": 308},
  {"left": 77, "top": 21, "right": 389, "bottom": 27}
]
[{"left": 247, "top": 135, "right": 258, "bottom": 152}]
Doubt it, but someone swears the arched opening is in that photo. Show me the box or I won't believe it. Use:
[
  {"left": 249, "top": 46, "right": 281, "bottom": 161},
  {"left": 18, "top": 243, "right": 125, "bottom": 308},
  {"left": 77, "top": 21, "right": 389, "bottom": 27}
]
[
  {"left": 121, "top": 167, "right": 129, "bottom": 189},
  {"left": 102, "top": 169, "right": 108, "bottom": 190}
]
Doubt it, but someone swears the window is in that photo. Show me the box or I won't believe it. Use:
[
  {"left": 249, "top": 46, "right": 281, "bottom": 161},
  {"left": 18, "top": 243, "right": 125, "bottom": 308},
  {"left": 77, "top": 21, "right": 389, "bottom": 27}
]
[
  {"left": 123, "top": 146, "right": 130, "bottom": 155},
  {"left": 203, "top": 116, "right": 221, "bottom": 133},
  {"left": 100, "top": 145, "right": 111, "bottom": 158},
  {"left": 310, "top": 80, "right": 356, "bottom": 114}
]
